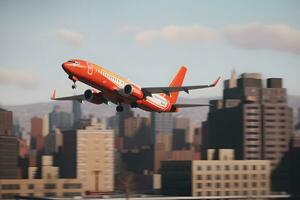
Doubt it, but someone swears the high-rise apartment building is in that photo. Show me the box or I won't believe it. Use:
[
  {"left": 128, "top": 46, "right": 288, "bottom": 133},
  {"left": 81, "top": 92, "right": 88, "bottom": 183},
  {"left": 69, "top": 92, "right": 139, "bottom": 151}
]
[
  {"left": 116, "top": 105, "right": 134, "bottom": 137},
  {"left": 204, "top": 72, "right": 293, "bottom": 192},
  {"left": 76, "top": 121, "right": 114, "bottom": 192},
  {"left": 161, "top": 149, "right": 271, "bottom": 197}
]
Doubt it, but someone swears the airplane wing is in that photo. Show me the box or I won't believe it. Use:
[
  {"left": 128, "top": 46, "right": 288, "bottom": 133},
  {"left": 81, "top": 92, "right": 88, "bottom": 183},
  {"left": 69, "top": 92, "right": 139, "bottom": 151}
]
[
  {"left": 173, "top": 104, "right": 212, "bottom": 108},
  {"left": 141, "top": 76, "right": 220, "bottom": 96},
  {"left": 51, "top": 89, "right": 85, "bottom": 103}
]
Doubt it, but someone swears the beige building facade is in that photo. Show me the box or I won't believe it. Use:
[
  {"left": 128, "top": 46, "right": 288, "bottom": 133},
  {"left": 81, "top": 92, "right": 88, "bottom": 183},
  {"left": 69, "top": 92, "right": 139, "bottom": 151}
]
[
  {"left": 161, "top": 149, "right": 271, "bottom": 197},
  {"left": 77, "top": 122, "right": 114, "bottom": 192},
  {"left": 0, "top": 156, "right": 83, "bottom": 199}
]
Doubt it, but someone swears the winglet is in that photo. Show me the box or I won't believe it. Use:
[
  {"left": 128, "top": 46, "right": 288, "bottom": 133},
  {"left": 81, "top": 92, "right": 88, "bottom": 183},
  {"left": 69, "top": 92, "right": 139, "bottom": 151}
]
[
  {"left": 51, "top": 89, "right": 56, "bottom": 100},
  {"left": 210, "top": 76, "right": 221, "bottom": 87}
]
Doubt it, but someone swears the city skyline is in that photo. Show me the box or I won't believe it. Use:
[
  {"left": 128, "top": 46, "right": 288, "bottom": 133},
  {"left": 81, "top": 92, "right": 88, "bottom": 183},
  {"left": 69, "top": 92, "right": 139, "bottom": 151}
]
[{"left": 0, "top": 0, "right": 300, "bottom": 105}]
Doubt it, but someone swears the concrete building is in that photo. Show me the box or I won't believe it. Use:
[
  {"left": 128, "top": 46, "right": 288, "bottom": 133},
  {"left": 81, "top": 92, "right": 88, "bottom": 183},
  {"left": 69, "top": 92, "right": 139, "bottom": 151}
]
[
  {"left": 0, "top": 155, "right": 83, "bottom": 199},
  {"left": 0, "top": 108, "right": 13, "bottom": 136},
  {"left": 151, "top": 112, "right": 174, "bottom": 144},
  {"left": 203, "top": 72, "right": 293, "bottom": 192},
  {"left": 161, "top": 149, "right": 271, "bottom": 197},
  {"left": 76, "top": 121, "right": 114, "bottom": 192}
]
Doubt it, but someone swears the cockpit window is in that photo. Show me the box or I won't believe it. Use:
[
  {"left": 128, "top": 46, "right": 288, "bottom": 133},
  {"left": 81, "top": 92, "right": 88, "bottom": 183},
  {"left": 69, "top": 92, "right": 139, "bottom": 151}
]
[{"left": 68, "top": 60, "right": 79, "bottom": 64}]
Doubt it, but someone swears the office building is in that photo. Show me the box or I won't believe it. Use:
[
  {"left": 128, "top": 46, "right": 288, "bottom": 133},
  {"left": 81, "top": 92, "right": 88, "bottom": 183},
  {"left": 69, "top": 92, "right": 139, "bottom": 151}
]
[
  {"left": 204, "top": 72, "right": 293, "bottom": 191},
  {"left": 49, "top": 105, "right": 72, "bottom": 133},
  {"left": 116, "top": 105, "right": 134, "bottom": 136},
  {"left": 31, "top": 117, "right": 44, "bottom": 152},
  {"left": 0, "top": 135, "right": 18, "bottom": 179},
  {"left": 0, "top": 108, "right": 13, "bottom": 136},
  {"left": 0, "top": 155, "right": 83, "bottom": 199},
  {"left": 150, "top": 112, "right": 174, "bottom": 144},
  {"left": 161, "top": 149, "right": 270, "bottom": 197},
  {"left": 72, "top": 100, "right": 82, "bottom": 128}
]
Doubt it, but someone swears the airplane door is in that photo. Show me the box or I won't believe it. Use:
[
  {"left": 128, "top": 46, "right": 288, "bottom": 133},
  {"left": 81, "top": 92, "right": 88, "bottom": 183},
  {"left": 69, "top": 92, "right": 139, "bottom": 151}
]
[{"left": 87, "top": 62, "right": 93, "bottom": 75}]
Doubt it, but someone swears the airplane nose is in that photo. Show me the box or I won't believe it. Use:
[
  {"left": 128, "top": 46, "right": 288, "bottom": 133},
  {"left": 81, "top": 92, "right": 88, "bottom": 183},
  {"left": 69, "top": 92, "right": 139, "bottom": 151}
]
[{"left": 62, "top": 62, "right": 71, "bottom": 73}]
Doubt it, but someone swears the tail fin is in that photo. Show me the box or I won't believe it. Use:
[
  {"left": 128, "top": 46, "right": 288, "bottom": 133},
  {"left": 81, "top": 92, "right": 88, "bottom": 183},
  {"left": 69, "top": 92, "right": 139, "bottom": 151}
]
[{"left": 168, "top": 66, "right": 187, "bottom": 104}]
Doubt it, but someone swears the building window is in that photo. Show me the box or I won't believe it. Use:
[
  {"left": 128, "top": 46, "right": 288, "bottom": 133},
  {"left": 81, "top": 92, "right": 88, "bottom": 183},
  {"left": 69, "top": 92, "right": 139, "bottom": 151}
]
[
  {"left": 243, "top": 182, "right": 248, "bottom": 188},
  {"left": 252, "top": 182, "right": 257, "bottom": 187},
  {"left": 197, "top": 183, "right": 202, "bottom": 188},
  {"left": 225, "top": 174, "right": 230, "bottom": 179},
  {"left": 261, "top": 165, "right": 266, "bottom": 170},
  {"left": 197, "top": 175, "right": 202, "bottom": 180},
  {"left": 207, "top": 175, "right": 212, "bottom": 180},
  {"left": 216, "top": 165, "right": 221, "bottom": 170},
  {"left": 207, "top": 183, "right": 212, "bottom": 188},
  {"left": 197, "top": 192, "right": 201, "bottom": 196},
  {"left": 225, "top": 165, "right": 230, "bottom": 170},
  {"left": 197, "top": 166, "right": 202, "bottom": 171},
  {"left": 216, "top": 182, "right": 221, "bottom": 188},
  {"left": 207, "top": 166, "right": 212, "bottom": 171},
  {"left": 252, "top": 165, "right": 256, "bottom": 170},
  {"left": 234, "top": 165, "right": 239, "bottom": 170},
  {"left": 44, "top": 193, "right": 56, "bottom": 197},
  {"left": 234, "top": 174, "right": 239, "bottom": 179},
  {"left": 234, "top": 182, "right": 239, "bottom": 187},
  {"left": 243, "top": 174, "right": 248, "bottom": 179},
  {"left": 252, "top": 174, "right": 257, "bottom": 179},
  {"left": 225, "top": 182, "right": 230, "bottom": 188},
  {"left": 216, "top": 175, "right": 221, "bottom": 180},
  {"left": 225, "top": 191, "right": 230, "bottom": 196},
  {"left": 27, "top": 184, "right": 34, "bottom": 190},
  {"left": 63, "top": 183, "right": 81, "bottom": 189},
  {"left": 63, "top": 192, "right": 82, "bottom": 197},
  {"left": 1, "top": 184, "right": 20, "bottom": 190},
  {"left": 44, "top": 183, "right": 56, "bottom": 189}
]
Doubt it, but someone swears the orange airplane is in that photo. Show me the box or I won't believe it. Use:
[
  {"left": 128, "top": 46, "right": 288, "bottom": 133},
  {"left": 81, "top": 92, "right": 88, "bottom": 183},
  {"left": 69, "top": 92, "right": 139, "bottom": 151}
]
[{"left": 51, "top": 59, "right": 220, "bottom": 112}]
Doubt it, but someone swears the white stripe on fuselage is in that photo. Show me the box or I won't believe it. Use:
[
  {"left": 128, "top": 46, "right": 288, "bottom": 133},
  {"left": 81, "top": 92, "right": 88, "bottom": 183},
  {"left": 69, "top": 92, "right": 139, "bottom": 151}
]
[{"left": 94, "top": 67, "right": 168, "bottom": 110}]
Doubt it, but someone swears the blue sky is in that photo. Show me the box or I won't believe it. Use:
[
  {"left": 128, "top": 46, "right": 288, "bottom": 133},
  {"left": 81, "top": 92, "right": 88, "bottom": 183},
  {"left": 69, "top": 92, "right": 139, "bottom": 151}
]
[{"left": 0, "top": 0, "right": 299, "bottom": 105}]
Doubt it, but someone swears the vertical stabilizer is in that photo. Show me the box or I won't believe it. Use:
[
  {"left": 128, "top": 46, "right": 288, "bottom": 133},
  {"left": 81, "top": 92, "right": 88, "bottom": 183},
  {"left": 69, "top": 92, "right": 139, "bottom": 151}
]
[{"left": 168, "top": 66, "right": 187, "bottom": 104}]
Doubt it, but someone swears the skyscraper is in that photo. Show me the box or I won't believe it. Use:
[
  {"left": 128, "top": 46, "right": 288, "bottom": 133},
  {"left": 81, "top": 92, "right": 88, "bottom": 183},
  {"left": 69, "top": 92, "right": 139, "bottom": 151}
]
[
  {"left": 72, "top": 100, "right": 82, "bottom": 128},
  {"left": 31, "top": 117, "right": 44, "bottom": 152},
  {"left": 0, "top": 108, "right": 18, "bottom": 179},
  {"left": 0, "top": 108, "right": 13, "bottom": 136},
  {"left": 204, "top": 72, "right": 293, "bottom": 192},
  {"left": 116, "top": 104, "right": 134, "bottom": 136},
  {"left": 151, "top": 112, "right": 174, "bottom": 144},
  {"left": 49, "top": 105, "right": 72, "bottom": 133}
]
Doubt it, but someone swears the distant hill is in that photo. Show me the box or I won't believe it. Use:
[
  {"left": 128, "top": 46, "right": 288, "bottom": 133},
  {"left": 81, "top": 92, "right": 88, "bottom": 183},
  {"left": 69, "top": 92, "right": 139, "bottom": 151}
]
[{"left": 3, "top": 95, "right": 300, "bottom": 131}]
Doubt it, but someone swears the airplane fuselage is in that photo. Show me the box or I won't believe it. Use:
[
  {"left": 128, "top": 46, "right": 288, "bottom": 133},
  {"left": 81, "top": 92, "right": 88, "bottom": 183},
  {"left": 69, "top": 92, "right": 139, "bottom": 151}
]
[{"left": 62, "top": 59, "right": 174, "bottom": 112}]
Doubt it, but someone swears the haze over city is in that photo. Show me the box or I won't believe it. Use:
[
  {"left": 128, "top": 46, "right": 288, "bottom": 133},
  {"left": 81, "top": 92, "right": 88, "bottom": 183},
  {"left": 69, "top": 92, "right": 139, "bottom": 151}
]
[{"left": 0, "top": 0, "right": 300, "bottom": 105}]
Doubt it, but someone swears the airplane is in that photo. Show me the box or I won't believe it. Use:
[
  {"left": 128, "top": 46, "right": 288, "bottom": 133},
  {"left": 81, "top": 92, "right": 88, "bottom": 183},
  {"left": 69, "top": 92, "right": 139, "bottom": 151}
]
[{"left": 51, "top": 59, "right": 220, "bottom": 112}]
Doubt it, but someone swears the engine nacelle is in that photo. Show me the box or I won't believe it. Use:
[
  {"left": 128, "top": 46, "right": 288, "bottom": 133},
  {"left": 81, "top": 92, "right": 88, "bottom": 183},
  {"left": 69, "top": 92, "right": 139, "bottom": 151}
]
[
  {"left": 124, "top": 84, "right": 144, "bottom": 99},
  {"left": 84, "top": 89, "right": 106, "bottom": 104}
]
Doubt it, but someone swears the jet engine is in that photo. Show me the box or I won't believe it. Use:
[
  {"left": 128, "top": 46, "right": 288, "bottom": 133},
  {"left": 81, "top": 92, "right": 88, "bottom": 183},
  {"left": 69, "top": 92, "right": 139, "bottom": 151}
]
[
  {"left": 123, "top": 84, "right": 144, "bottom": 99},
  {"left": 84, "top": 89, "right": 106, "bottom": 104}
]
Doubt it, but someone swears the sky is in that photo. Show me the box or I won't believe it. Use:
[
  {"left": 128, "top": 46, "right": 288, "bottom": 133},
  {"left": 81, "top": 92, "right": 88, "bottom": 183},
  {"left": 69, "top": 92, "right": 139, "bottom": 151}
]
[{"left": 0, "top": 0, "right": 299, "bottom": 105}]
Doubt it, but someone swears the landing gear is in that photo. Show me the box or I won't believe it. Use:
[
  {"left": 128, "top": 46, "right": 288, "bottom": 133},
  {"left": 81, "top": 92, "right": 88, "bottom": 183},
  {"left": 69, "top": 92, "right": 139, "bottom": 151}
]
[
  {"left": 130, "top": 102, "right": 138, "bottom": 108},
  {"left": 72, "top": 83, "right": 77, "bottom": 89},
  {"left": 116, "top": 105, "right": 124, "bottom": 112}
]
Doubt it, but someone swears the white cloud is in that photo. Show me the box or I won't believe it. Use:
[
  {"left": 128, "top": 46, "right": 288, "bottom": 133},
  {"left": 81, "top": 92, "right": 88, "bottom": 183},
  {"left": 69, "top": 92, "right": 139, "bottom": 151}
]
[
  {"left": 135, "top": 25, "right": 219, "bottom": 45},
  {"left": 224, "top": 23, "right": 300, "bottom": 54},
  {"left": 57, "top": 29, "right": 83, "bottom": 46},
  {"left": 0, "top": 69, "right": 39, "bottom": 89}
]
